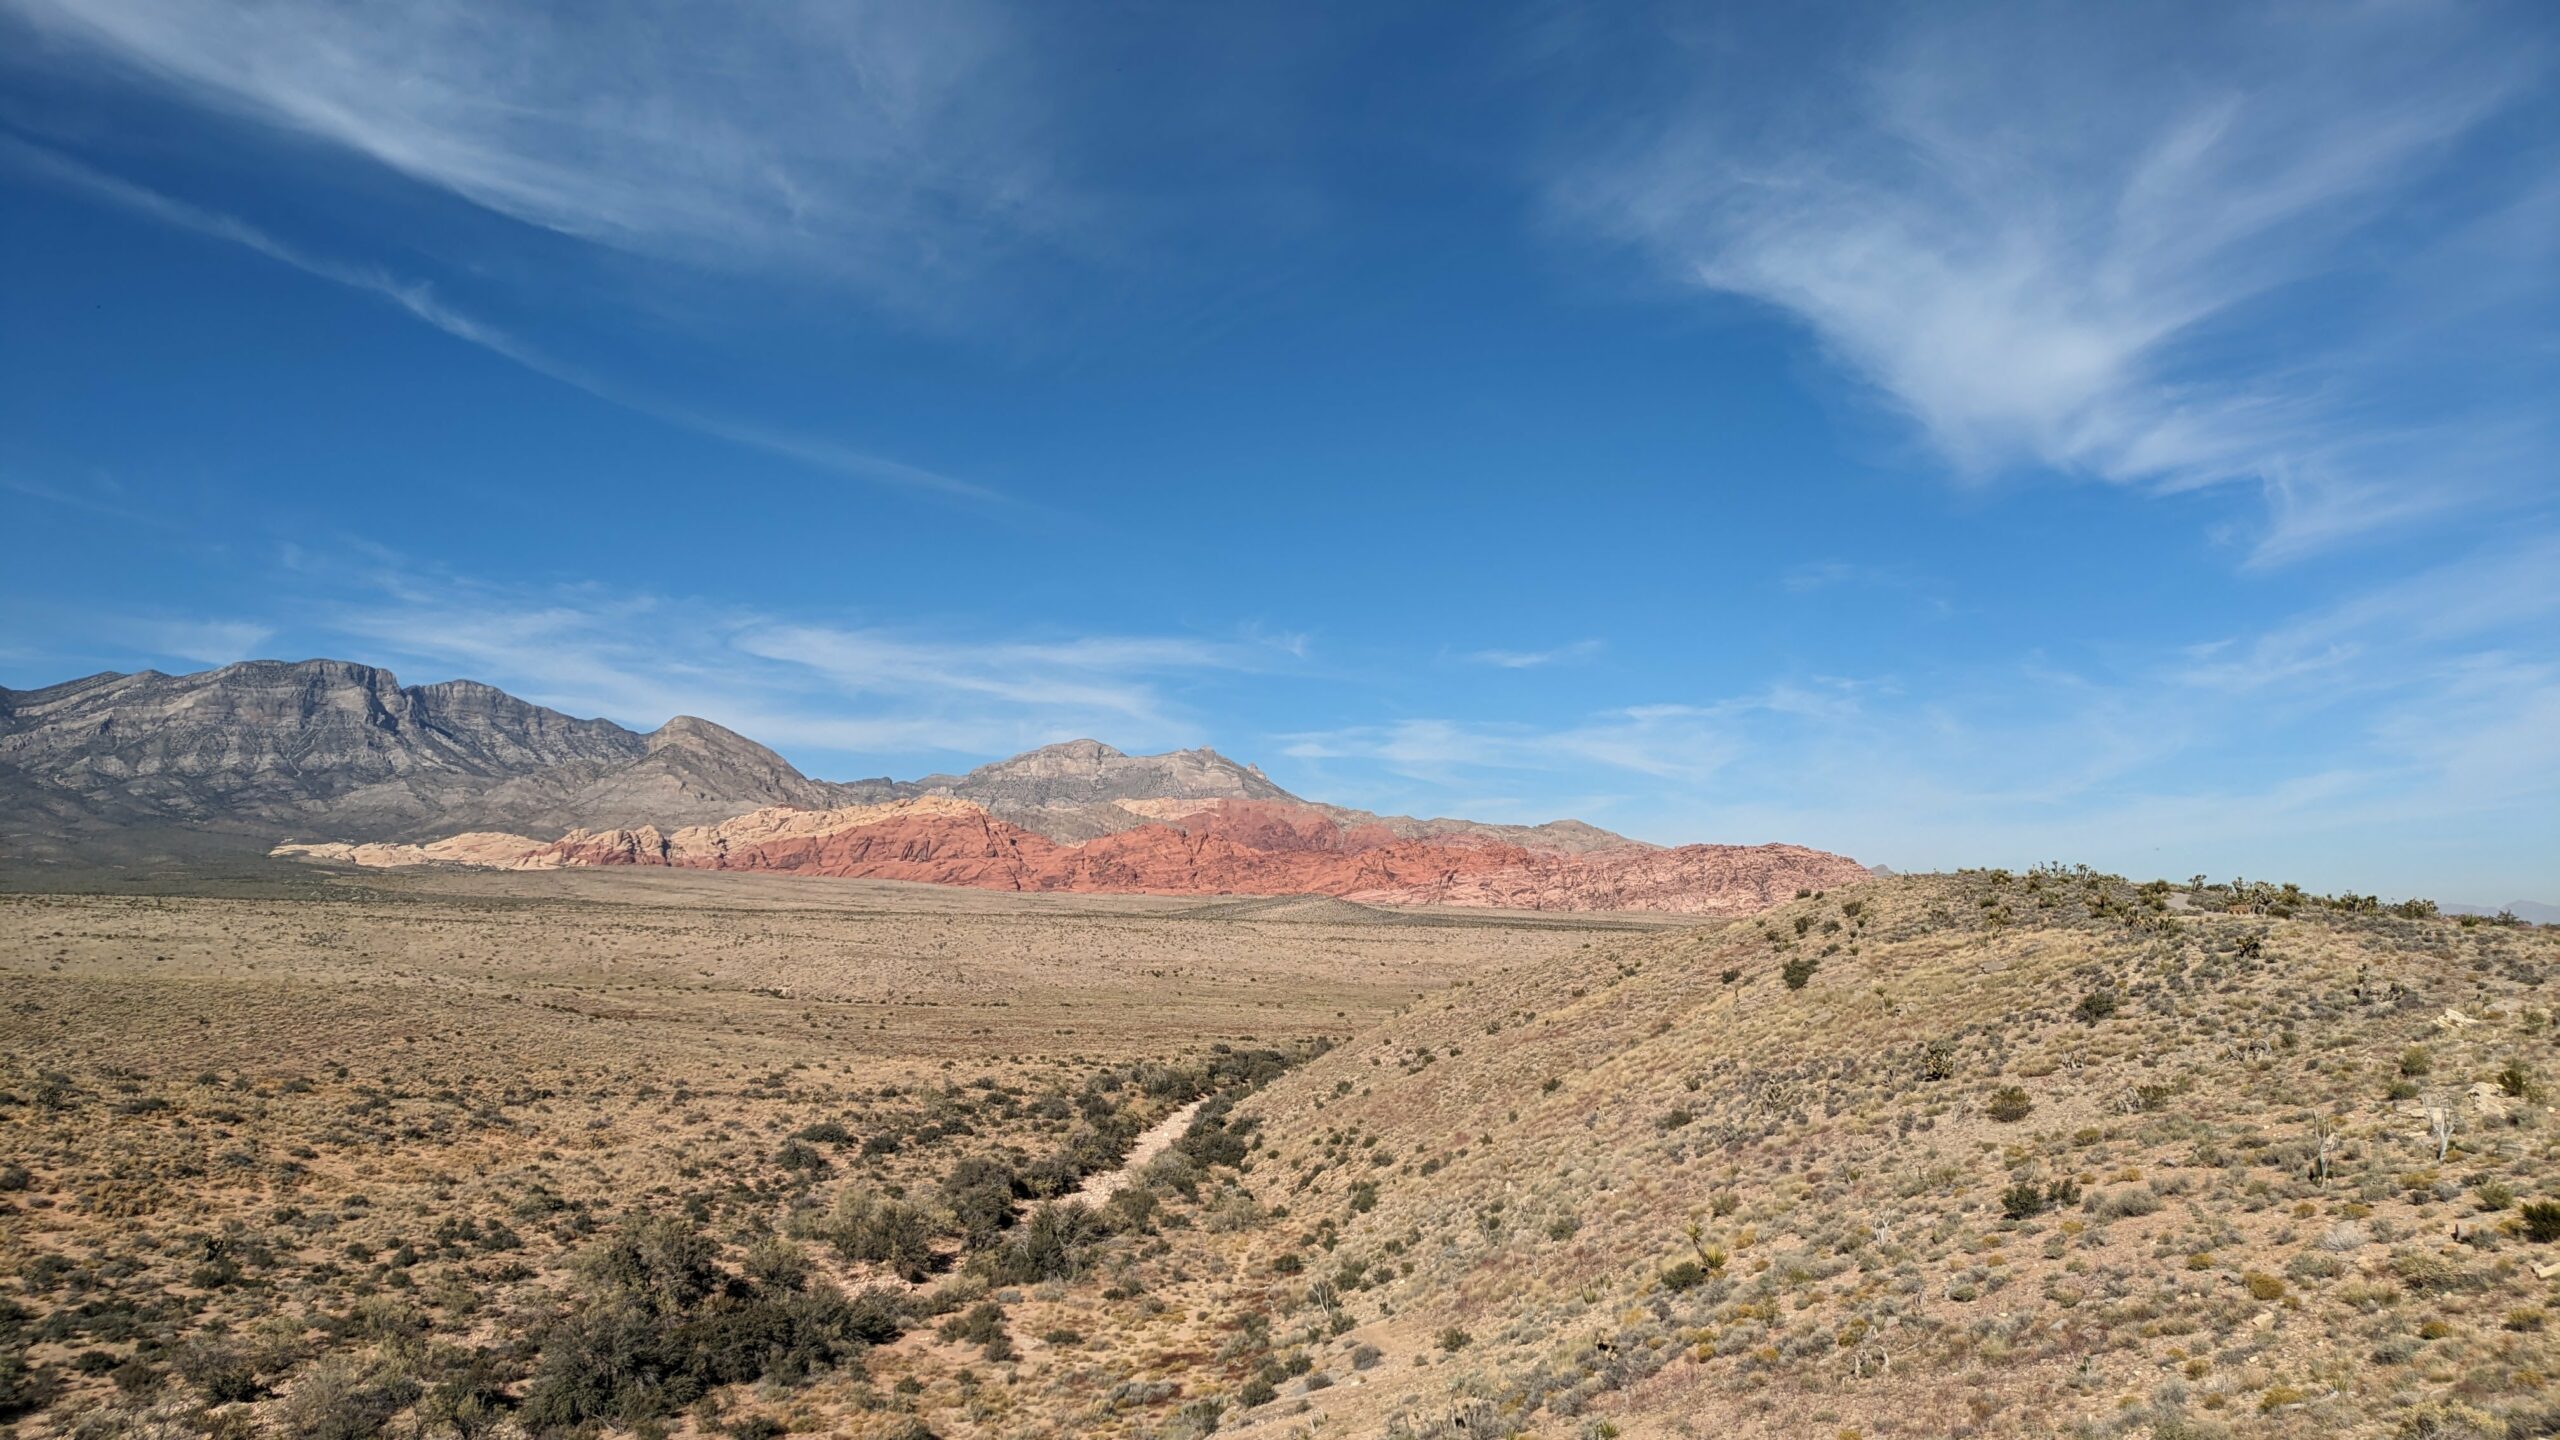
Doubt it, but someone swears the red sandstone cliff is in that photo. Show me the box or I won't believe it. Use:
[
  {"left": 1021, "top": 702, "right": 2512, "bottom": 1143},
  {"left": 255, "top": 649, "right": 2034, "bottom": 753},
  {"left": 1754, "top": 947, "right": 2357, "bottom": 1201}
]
[{"left": 298, "top": 795, "right": 1870, "bottom": 915}]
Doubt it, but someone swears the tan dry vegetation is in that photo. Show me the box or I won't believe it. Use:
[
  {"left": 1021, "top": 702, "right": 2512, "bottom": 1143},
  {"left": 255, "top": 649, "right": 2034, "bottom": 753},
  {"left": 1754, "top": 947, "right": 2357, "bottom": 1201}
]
[
  {"left": 1163, "top": 870, "right": 2560, "bottom": 1440},
  {"left": 9, "top": 864, "right": 2558, "bottom": 1440},
  {"left": 0, "top": 865, "right": 1672, "bottom": 1438}
]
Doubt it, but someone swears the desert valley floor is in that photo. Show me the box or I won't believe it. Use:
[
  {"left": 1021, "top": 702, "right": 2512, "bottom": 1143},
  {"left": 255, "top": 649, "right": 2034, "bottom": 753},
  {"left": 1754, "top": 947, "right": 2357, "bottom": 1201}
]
[{"left": 5, "top": 863, "right": 2559, "bottom": 1439}]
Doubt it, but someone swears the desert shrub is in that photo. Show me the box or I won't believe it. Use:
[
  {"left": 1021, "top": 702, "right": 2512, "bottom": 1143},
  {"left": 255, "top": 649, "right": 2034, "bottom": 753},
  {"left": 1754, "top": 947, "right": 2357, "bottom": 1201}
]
[
  {"left": 413, "top": 1351, "right": 515, "bottom": 1440},
  {"left": 989, "top": 1202, "right": 1102, "bottom": 1284},
  {"left": 2073, "top": 990, "right": 2119, "bottom": 1025},
  {"left": 1105, "top": 1183, "right": 1159, "bottom": 1234},
  {"left": 1176, "top": 1096, "right": 1257, "bottom": 1169},
  {"left": 2285, "top": 1251, "right": 2342, "bottom": 1282},
  {"left": 744, "top": 1236, "right": 811, "bottom": 1293},
  {"left": 1437, "top": 1327, "right": 1472, "bottom": 1352},
  {"left": 0, "top": 1343, "right": 56, "bottom": 1420},
  {"left": 2399, "top": 1047, "right": 2432, "bottom": 1077},
  {"left": 2002, "top": 1178, "right": 2077, "bottom": 1220},
  {"left": 1987, "top": 1086, "right": 2034, "bottom": 1123},
  {"left": 2243, "top": 1272, "right": 2287, "bottom": 1302},
  {"left": 827, "top": 1191, "right": 934, "bottom": 1282},
  {"left": 940, "top": 1156, "right": 1022, "bottom": 1246},
  {"left": 175, "top": 1339, "right": 266, "bottom": 1404},
  {"left": 1017, "top": 1149, "right": 1085, "bottom": 1199},
  {"left": 276, "top": 1355, "right": 418, "bottom": 1440},
  {"left": 2523, "top": 1202, "right": 2560, "bottom": 1244},
  {"left": 1238, "top": 1375, "right": 1277, "bottom": 1408},
  {"left": 2498, "top": 1060, "right": 2538, "bottom": 1099},
  {"left": 773, "top": 1140, "right": 830, "bottom": 1176},
  {"left": 938, "top": 1300, "right": 1008, "bottom": 1352},
  {"left": 1660, "top": 1260, "right": 1707, "bottom": 1293},
  {"left": 519, "top": 1214, "right": 891, "bottom": 1429},
  {"left": 2388, "top": 1249, "right": 2481, "bottom": 1294},
  {"left": 1782, "top": 957, "right": 1820, "bottom": 991},
  {"left": 2091, "top": 1185, "right": 2163, "bottom": 1219}
]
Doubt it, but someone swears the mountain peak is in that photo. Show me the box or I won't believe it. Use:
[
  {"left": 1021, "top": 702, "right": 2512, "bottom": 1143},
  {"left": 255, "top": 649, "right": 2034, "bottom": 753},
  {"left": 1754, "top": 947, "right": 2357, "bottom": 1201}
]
[
  {"left": 647, "top": 714, "right": 767, "bottom": 753},
  {"left": 1025, "top": 738, "right": 1126, "bottom": 762}
]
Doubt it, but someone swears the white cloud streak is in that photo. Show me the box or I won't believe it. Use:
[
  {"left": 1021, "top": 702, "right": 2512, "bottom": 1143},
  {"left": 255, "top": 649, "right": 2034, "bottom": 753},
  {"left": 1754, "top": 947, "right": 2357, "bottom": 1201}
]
[
  {"left": 1558, "top": 3, "right": 2556, "bottom": 559},
  {"left": 268, "top": 552, "right": 1298, "bottom": 765},
  {"left": 0, "top": 136, "right": 996, "bottom": 501},
  {"left": 1462, "top": 639, "right": 1603, "bottom": 669},
  {"left": 2, "top": 0, "right": 1069, "bottom": 296}
]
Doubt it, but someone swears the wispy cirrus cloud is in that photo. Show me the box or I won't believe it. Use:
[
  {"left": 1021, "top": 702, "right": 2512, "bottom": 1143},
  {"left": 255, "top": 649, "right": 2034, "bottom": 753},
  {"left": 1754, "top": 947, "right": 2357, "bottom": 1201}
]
[
  {"left": 1554, "top": 2, "right": 2558, "bottom": 560},
  {"left": 0, "top": 593, "right": 276, "bottom": 672},
  {"left": 1460, "top": 639, "right": 1602, "bottom": 669},
  {"left": 268, "top": 549, "right": 1300, "bottom": 765},
  {"left": 0, "top": 0, "right": 1072, "bottom": 298},
  {"left": 0, "top": 137, "right": 997, "bottom": 501}
]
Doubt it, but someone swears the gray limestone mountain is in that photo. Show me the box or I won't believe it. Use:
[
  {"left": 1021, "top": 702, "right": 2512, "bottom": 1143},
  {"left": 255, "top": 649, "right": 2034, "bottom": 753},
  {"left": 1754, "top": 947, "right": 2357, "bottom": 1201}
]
[
  {"left": 908, "top": 738, "right": 1297, "bottom": 840},
  {"left": 0, "top": 660, "right": 864, "bottom": 861},
  {"left": 0, "top": 659, "right": 1645, "bottom": 867},
  {"left": 906, "top": 739, "right": 1645, "bottom": 852}
]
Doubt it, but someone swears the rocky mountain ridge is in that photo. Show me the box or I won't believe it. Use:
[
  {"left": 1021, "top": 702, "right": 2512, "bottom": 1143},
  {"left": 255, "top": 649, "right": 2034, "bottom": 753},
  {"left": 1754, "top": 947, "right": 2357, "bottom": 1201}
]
[
  {"left": 0, "top": 660, "right": 858, "bottom": 854},
  {"left": 2, "top": 659, "right": 1644, "bottom": 859},
  {"left": 9, "top": 659, "right": 1862, "bottom": 912}
]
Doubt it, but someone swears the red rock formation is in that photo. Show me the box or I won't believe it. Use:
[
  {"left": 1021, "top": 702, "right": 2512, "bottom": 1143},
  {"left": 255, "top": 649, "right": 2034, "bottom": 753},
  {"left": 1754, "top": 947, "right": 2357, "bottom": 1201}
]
[{"left": 293, "top": 794, "right": 1869, "bottom": 915}]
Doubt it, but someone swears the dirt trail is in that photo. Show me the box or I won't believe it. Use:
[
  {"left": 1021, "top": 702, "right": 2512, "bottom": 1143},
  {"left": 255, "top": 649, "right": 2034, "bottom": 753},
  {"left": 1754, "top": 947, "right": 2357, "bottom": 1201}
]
[{"left": 1073, "top": 1097, "right": 1207, "bottom": 1207}]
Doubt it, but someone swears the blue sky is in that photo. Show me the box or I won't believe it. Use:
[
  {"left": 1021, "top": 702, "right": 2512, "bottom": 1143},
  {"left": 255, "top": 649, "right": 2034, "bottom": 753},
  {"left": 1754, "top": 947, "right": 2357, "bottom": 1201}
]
[{"left": 2, "top": 1, "right": 2554, "bottom": 902}]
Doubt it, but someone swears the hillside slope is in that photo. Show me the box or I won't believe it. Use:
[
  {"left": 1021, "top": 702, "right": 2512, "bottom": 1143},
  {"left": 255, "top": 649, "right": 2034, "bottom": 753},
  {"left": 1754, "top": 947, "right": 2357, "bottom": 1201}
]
[{"left": 972, "top": 870, "right": 2560, "bottom": 1439}]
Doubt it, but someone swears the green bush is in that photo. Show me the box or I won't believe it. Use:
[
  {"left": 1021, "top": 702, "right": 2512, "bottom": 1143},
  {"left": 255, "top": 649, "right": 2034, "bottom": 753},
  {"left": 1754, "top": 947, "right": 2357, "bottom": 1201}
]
[
  {"left": 988, "top": 1201, "right": 1102, "bottom": 1284},
  {"left": 0, "top": 1343, "right": 57, "bottom": 1421},
  {"left": 175, "top": 1339, "right": 266, "bottom": 1404},
  {"left": 1781, "top": 956, "right": 1820, "bottom": 990},
  {"left": 827, "top": 1191, "right": 935, "bottom": 1282},
  {"left": 2073, "top": 990, "right": 2119, "bottom": 1025},
  {"left": 1987, "top": 1086, "right": 2034, "bottom": 1123},
  {"left": 519, "top": 1214, "right": 897, "bottom": 1430},
  {"left": 1660, "top": 1259, "right": 1706, "bottom": 1292},
  {"left": 2523, "top": 1201, "right": 2560, "bottom": 1244},
  {"left": 276, "top": 1355, "right": 417, "bottom": 1440},
  {"left": 939, "top": 1156, "right": 1022, "bottom": 1247}
]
